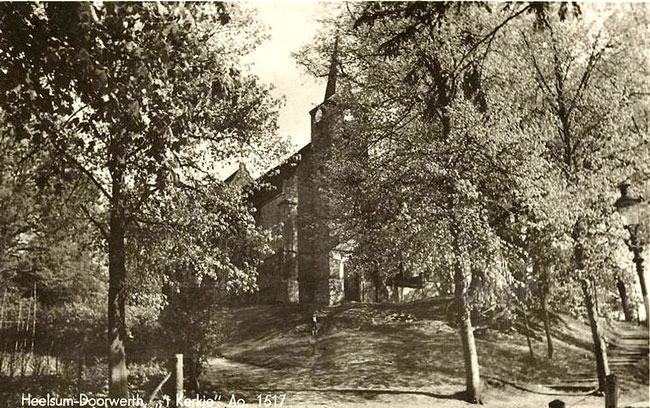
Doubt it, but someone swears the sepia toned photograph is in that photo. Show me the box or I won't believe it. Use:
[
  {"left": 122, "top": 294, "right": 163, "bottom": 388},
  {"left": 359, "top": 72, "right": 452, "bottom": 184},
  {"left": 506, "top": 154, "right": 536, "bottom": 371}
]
[{"left": 0, "top": 2, "right": 648, "bottom": 407}]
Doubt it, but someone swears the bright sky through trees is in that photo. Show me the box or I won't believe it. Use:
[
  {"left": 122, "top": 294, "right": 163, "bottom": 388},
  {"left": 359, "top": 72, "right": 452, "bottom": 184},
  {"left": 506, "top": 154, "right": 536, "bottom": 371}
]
[
  {"left": 211, "top": 2, "right": 341, "bottom": 178},
  {"left": 244, "top": 2, "right": 340, "bottom": 145}
]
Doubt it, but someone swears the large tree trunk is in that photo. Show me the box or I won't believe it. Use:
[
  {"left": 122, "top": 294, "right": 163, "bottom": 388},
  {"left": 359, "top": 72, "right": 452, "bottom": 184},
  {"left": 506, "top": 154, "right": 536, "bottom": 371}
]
[
  {"left": 582, "top": 279, "right": 609, "bottom": 391},
  {"left": 186, "top": 352, "right": 201, "bottom": 395},
  {"left": 108, "top": 143, "right": 128, "bottom": 398},
  {"left": 540, "top": 267, "right": 554, "bottom": 359},
  {"left": 454, "top": 261, "right": 482, "bottom": 404},
  {"left": 616, "top": 276, "right": 632, "bottom": 322}
]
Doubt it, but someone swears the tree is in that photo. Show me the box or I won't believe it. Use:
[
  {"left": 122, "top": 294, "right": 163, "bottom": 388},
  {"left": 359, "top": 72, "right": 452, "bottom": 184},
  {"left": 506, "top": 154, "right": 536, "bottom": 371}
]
[
  {"left": 0, "top": 3, "right": 284, "bottom": 396},
  {"left": 510, "top": 3, "right": 649, "bottom": 388},
  {"left": 153, "top": 182, "right": 269, "bottom": 392},
  {"left": 296, "top": 3, "right": 557, "bottom": 402},
  {"left": 0, "top": 117, "right": 108, "bottom": 388},
  {"left": 297, "top": 2, "right": 649, "bottom": 400}
]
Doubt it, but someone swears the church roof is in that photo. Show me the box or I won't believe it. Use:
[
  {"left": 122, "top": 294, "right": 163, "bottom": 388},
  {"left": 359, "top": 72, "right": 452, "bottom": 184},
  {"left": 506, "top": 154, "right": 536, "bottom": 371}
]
[
  {"left": 225, "top": 38, "right": 339, "bottom": 200},
  {"left": 223, "top": 142, "right": 312, "bottom": 207}
]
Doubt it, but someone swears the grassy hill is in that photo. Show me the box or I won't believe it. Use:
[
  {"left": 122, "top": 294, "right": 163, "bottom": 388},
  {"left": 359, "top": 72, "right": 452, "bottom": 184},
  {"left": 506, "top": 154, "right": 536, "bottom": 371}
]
[{"left": 200, "top": 298, "right": 648, "bottom": 407}]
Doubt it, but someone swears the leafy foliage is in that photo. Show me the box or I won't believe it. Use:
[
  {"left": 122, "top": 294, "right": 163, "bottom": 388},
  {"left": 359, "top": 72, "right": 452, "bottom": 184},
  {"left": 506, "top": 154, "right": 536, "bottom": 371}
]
[
  {"left": 1, "top": 2, "right": 286, "bottom": 394},
  {"left": 297, "top": 1, "right": 649, "bottom": 319}
]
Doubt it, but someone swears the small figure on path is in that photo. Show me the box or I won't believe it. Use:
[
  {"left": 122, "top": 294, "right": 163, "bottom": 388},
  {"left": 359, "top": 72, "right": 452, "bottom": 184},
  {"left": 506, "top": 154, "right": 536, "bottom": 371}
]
[
  {"left": 309, "top": 313, "right": 319, "bottom": 355},
  {"left": 311, "top": 313, "right": 319, "bottom": 337}
]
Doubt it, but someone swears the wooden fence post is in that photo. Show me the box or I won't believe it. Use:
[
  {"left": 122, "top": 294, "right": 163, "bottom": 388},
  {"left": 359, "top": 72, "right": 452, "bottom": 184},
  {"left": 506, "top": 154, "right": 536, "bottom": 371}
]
[
  {"left": 175, "top": 353, "right": 183, "bottom": 405},
  {"left": 605, "top": 374, "right": 617, "bottom": 408}
]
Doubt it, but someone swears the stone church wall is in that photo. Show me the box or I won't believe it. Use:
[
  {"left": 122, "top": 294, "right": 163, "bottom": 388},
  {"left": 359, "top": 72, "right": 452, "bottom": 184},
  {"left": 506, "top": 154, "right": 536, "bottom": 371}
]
[
  {"left": 254, "top": 167, "right": 299, "bottom": 303},
  {"left": 249, "top": 66, "right": 369, "bottom": 305}
]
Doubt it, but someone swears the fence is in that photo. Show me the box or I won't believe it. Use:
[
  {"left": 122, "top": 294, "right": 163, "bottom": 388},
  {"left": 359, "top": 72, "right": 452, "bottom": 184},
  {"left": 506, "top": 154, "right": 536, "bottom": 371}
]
[{"left": 0, "top": 286, "right": 44, "bottom": 377}]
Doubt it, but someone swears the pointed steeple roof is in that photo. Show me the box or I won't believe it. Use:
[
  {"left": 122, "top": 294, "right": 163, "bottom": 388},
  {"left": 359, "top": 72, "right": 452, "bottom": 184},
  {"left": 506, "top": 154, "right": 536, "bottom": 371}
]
[
  {"left": 324, "top": 37, "right": 339, "bottom": 101},
  {"left": 225, "top": 162, "right": 252, "bottom": 187}
]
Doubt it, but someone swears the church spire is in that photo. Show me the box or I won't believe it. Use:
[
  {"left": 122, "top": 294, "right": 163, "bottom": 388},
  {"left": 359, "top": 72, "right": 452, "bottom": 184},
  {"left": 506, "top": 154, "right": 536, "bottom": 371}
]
[{"left": 324, "top": 37, "right": 339, "bottom": 101}]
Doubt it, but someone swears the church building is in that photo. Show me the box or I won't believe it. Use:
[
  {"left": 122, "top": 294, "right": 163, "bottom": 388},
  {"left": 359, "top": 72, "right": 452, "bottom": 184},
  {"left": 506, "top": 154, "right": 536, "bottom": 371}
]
[
  {"left": 226, "top": 51, "right": 430, "bottom": 305},
  {"left": 227, "top": 55, "right": 360, "bottom": 305}
]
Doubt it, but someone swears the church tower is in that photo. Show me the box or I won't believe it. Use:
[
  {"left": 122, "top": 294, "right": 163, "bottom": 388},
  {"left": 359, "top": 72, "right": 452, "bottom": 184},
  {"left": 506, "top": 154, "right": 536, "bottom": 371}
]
[
  {"left": 251, "top": 39, "right": 359, "bottom": 305},
  {"left": 295, "top": 39, "right": 351, "bottom": 305}
]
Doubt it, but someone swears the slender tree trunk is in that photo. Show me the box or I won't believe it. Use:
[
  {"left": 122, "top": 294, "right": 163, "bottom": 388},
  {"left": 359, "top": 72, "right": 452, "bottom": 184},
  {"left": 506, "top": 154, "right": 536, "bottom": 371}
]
[
  {"left": 632, "top": 248, "right": 649, "bottom": 325},
  {"left": 522, "top": 305, "right": 535, "bottom": 361},
  {"left": 0, "top": 289, "right": 6, "bottom": 374},
  {"left": 541, "top": 292, "right": 554, "bottom": 359},
  {"left": 574, "top": 221, "right": 608, "bottom": 390},
  {"left": 454, "top": 257, "right": 482, "bottom": 404},
  {"left": 30, "top": 284, "right": 36, "bottom": 370},
  {"left": 108, "top": 141, "right": 128, "bottom": 398},
  {"left": 582, "top": 279, "right": 609, "bottom": 390},
  {"left": 13, "top": 299, "right": 22, "bottom": 376},
  {"left": 373, "top": 268, "right": 386, "bottom": 303},
  {"left": 616, "top": 277, "right": 632, "bottom": 322},
  {"left": 77, "top": 349, "right": 84, "bottom": 392},
  {"left": 21, "top": 293, "right": 33, "bottom": 375},
  {"left": 540, "top": 267, "right": 554, "bottom": 359},
  {"left": 591, "top": 277, "right": 600, "bottom": 315},
  {"left": 446, "top": 175, "right": 481, "bottom": 404}
]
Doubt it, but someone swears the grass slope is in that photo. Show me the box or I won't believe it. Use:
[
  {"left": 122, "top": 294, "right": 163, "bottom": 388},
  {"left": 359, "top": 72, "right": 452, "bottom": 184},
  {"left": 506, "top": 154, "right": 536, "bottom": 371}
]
[{"left": 202, "top": 299, "right": 648, "bottom": 407}]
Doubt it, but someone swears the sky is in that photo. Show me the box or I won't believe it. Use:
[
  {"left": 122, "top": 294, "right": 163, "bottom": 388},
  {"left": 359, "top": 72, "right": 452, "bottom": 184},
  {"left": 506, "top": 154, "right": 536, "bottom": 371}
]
[{"left": 242, "top": 2, "right": 338, "bottom": 151}]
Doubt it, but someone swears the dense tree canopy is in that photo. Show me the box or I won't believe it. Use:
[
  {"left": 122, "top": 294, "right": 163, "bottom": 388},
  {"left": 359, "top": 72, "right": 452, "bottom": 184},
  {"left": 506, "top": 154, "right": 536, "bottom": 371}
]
[
  {"left": 1, "top": 2, "right": 285, "bottom": 396},
  {"left": 296, "top": 2, "right": 649, "bottom": 401}
]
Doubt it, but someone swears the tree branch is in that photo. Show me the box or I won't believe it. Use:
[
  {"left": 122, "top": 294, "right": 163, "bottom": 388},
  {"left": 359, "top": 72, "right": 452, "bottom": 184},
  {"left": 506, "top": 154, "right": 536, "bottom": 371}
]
[
  {"left": 454, "top": 4, "right": 533, "bottom": 77},
  {"left": 79, "top": 204, "right": 108, "bottom": 240},
  {"left": 49, "top": 140, "right": 113, "bottom": 202}
]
